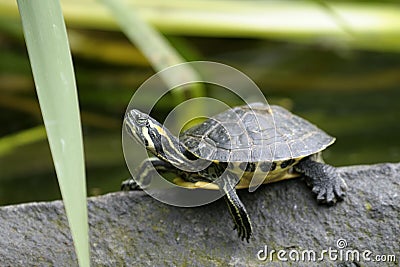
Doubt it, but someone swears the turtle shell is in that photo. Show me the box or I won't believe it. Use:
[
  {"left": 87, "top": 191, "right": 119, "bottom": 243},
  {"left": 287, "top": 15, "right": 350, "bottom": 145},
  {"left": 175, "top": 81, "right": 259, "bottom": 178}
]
[{"left": 179, "top": 103, "right": 335, "bottom": 162}]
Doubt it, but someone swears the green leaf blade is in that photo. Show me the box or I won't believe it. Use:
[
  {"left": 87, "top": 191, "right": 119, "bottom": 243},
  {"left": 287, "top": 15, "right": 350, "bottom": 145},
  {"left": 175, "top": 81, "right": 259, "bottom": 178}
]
[{"left": 17, "top": 0, "right": 89, "bottom": 266}]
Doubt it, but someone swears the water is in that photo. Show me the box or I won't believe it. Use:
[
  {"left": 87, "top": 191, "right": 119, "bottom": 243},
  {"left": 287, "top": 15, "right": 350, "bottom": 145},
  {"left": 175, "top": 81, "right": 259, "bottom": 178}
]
[
  {"left": 270, "top": 88, "right": 400, "bottom": 166},
  {"left": 1, "top": 36, "right": 399, "bottom": 205}
]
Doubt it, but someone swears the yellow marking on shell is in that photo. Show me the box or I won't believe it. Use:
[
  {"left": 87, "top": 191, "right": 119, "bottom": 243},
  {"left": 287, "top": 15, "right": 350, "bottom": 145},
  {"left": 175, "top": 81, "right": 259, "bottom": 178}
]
[
  {"left": 173, "top": 178, "right": 220, "bottom": 190},
  {"left": 236, "top": 171, "right": 300, "bottom": 189},
  {"left": 172, "top": 158, "right": 303, "bottom": 190},
  {"left": 172, "top": 178, "right": 198, "bottom": 189},
  {"left": 195, "top": 181, "right": 220, "bottom": 190}
]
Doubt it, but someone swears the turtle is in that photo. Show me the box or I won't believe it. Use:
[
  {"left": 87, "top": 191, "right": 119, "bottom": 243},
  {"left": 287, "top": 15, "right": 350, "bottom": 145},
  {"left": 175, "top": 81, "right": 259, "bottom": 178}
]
[{"left": 122, "top": 103, "right": 347, "bottom": 242}]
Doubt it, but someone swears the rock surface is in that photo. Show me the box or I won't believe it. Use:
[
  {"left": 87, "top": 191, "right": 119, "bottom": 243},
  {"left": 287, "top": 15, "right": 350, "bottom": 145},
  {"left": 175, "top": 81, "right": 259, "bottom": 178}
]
[{"left": 0, "top": 163, "right": 399, "bottom": 266}]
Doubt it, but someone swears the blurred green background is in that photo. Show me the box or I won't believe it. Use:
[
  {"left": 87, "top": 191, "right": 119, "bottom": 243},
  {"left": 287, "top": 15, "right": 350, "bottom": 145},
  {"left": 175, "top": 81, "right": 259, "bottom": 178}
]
[{"left": 0, "top": 0, "right": 399, "bottom": 205}]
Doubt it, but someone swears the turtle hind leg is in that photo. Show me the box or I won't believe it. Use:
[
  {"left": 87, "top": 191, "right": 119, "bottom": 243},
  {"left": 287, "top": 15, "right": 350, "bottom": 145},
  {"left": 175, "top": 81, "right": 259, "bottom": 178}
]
[
  {"left": 294, "top": 156, "right": 347, "bottom": 205},
  {"left": 218, "top": 173, "right": 253, "bottom": 242}
]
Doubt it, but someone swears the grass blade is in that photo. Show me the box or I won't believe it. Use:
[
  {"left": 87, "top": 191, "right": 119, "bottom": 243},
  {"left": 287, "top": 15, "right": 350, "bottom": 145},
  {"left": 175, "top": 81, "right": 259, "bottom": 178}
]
[{"left": 17, "top": 1, "right": 89, "bottom": 266}]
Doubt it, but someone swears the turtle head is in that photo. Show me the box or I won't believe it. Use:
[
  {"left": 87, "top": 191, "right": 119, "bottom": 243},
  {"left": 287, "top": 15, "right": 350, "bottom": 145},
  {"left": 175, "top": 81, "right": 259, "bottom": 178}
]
[
  {"left": 125, "top": 109, "right": 200, "bottom": 167},
  {"left": 125, "top": 109, "right": 166, "bottom": 155}
]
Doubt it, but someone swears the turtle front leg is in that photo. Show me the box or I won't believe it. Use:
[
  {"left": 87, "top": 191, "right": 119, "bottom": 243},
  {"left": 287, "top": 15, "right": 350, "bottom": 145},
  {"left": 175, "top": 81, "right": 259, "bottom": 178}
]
[
  {"left": 294, "top": 156, "right": 347, "bottom": 205},
  {"left": 121, "top": 157, "right": 174, "bottom": 191},
  {"left": 217, "top": 172, "right": 253, "bottom": 242}
]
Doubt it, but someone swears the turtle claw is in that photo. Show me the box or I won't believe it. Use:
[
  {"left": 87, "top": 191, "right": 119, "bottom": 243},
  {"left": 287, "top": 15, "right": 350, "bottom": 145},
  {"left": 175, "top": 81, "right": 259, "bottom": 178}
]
[
  {"left": 310, "top": 175, "right": 347, "bottom": 205},
  {"left": 121, "top": 178, "right": 140, "bottom": 191},
  {"left": 295, "top": 157, "right": 347, "bottom": 205},
  {"left": 231, "top": 216, "right": 252, "bottom": 242},
  {"left": 234, "top": 225, "right": 251, "bottom": 242},
  {"left": 234, "top": 223, "right": 250, "bottom": 242}
]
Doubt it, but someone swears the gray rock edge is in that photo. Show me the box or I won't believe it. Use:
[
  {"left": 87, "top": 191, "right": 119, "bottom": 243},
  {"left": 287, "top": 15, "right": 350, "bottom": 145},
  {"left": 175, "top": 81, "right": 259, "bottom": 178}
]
[{"left": 0, "top": 163, "right": 399, "bottom": 267}]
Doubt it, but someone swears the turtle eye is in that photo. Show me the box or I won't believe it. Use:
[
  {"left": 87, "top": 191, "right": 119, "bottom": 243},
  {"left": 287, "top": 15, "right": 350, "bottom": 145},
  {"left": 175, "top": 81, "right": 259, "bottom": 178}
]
[{"left": 136, "top": 115, "right": 148, "bottom": 126}]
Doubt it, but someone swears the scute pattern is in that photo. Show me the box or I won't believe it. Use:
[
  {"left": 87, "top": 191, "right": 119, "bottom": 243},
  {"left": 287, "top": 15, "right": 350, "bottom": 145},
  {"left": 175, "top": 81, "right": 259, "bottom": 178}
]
[{"left": 180, "top": 103, "right": 335, "bottom": 162}]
